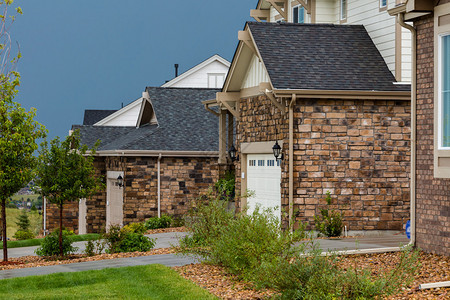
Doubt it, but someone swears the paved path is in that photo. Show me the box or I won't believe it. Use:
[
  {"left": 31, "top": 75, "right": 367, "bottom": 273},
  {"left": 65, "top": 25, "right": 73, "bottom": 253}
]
[
  {"left": 0, "top": 232, "right": 189, "bottom": 259},
  {"left": 0, "top": 231, "right": 410, "bottom": 280}
]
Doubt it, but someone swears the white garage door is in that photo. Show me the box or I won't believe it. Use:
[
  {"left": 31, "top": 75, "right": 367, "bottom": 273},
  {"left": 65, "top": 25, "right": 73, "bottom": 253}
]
[{"left": 247, "top": 154, "right": 281, "bottom": 220}]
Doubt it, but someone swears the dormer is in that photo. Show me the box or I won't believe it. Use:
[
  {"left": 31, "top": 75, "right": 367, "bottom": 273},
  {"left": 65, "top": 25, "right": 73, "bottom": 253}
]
[{"left": 94, "top": 92, "right": 157, "bottom": 128}]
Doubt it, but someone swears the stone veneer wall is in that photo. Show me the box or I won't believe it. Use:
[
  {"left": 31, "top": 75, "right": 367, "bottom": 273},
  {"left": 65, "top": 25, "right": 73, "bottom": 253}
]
[
  {"left": 235, "top": 95, "right": 411, "bottom": 231},
  {"left": 415, "top": 10, "right": 450, "bottom": 255},
  {"left": 46, "top": 156, "right": 218, "bottom": 233}
]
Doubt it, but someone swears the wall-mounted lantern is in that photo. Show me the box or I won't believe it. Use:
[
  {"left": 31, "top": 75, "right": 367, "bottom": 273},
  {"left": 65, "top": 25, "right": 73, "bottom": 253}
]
[
  {"left": 272, "top": 141, "right": 283, "bottom": 160},
  {"left": 117, "top": 175, "right": 124, "bottom": 188},
  {"left": 228, "top": 145, "right": 239, "bottom": 162}
]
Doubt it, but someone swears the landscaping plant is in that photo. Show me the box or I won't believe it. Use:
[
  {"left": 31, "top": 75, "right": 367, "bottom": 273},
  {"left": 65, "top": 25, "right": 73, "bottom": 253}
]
[
  {"left": 314, "top": 191, "right": 343, "bottom": 237},
  {"left": 103, "top": 224, "right": 155, "bottom": 253},
  {"left": 144, "top": 215, "right": 173, "bottom": 230},
  {"left": 35, "top": 231, "right": 78, "bottom": 257},
  {"left": 214, "top": 170, "right": 235, "bottom": 201},
  {"left": 13, "top": 209, "right": 34, "bottom": 240}
]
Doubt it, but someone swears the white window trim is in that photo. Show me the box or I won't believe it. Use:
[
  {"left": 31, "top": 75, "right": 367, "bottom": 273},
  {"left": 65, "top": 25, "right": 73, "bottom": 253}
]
[
  {"left": 207, "top": 73, "right": 225, "bottom": 89},
  {"left": 340, "top": 0, "right": 347, "bottom": 22},
  {"left": 292, "top": 4, "right": 304, "bottom": 24},
  {"left": 380, "top": 0, "right": 387, "bottom": 9},
  {"left": 434, "top": 2, "right": 450, "bottom": 178}
]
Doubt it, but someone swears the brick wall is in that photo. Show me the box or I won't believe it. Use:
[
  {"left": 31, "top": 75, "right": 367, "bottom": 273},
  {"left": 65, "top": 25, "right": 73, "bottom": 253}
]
[
  {"left": 46, "top": 156, "right": 218, "bottom": 233},
  {"left": 415, "top": 12, "right": 450, "bottom": 256},
  {"left": 236, "top": 95, "right": 411, "bottom": 231}
]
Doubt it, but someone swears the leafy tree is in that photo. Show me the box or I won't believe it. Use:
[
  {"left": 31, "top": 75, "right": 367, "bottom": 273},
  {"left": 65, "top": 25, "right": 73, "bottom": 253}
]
[
  {"left": 35, "top": 131, "right": 103, "bottom": 256},
  {"left": 0, "top": 2, "right": 47, "bottom": 261}
]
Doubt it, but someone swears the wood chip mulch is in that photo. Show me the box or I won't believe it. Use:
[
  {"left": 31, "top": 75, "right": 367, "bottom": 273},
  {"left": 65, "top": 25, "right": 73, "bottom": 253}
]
[
  {"left": 0, "top": 247, "right": 176, "bottom": 271},
  {"left": 173, "top": 251, "right": 450, "bottom": 300},
  {"left": 145, "top": 226, "right": 186, "bottom": 234}
]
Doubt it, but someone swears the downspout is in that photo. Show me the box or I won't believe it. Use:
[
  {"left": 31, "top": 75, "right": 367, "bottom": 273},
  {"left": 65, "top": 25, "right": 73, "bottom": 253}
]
[
  {"left": 43, "top": 196, "right": 47, "bottom": 236},
  {"left": 289, "top": 94, "right": 297, "bottom": 230},
  {"left": 157, "top": 153, "right": 162, "bottom": 218},
  {"left": 397, "top": 12, "right": 416, "bottom": 246}
]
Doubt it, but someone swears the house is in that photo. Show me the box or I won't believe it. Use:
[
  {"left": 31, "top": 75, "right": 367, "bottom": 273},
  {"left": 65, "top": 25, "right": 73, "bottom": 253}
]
[
  {"left": 161, "top": 54, "right": 230, "bottom": 88},
  {"left": 388, "top": 0, "right": 450, "bottom": 256},
  {"left": 46, "top": 87, "right": 220, "bottom": 233},
  {"left": 205, "top": 1, "right": 413, "bottom": 232}
]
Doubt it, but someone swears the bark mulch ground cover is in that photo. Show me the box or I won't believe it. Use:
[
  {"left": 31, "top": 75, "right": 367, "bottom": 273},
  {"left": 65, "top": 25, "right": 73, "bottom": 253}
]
[
  {"left": 0, "top": 247, "right": 176, "bottom": 271},
  {"left": 173, "top": 251, "right": 450, "bottom": 300},
  {"left": 145, "top": 226, "right": 186, "bottom": 234}
]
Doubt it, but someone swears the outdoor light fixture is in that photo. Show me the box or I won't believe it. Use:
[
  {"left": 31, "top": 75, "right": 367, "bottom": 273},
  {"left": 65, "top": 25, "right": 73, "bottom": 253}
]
[
  {"left": 272, "top": 141, "right": 283, "bottom": 160},
  {"left": 228, "top": 145, "right": 239, "bottom": 162},
  {"left": 117, "top": 175, "right": 123, "bottom": 188}
]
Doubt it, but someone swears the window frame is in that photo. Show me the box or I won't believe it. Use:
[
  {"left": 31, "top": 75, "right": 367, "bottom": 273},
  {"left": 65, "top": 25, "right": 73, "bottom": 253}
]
[
  {"left": 292, "top": 4, "right": 305, "bottom": 24},
  {"left": 434, "top": 2, "right": 450, "bottom": 178},
  {"left": 379, "top": 0, "right": 387, "bottom": 11},
  {"left": 340, "top": 0, "right": 347, "bottom": 23}
]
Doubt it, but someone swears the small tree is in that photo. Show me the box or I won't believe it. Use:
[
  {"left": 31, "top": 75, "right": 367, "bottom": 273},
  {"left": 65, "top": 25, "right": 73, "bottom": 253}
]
[
  {"left": 35, "top": 131, "right": 103, "bottom": 256},
  {"left": 0, "top": 2, "right": 47, "bottom": 261},
  {"left": 15, "top": 209, "right": 31, "bottom": 231}
]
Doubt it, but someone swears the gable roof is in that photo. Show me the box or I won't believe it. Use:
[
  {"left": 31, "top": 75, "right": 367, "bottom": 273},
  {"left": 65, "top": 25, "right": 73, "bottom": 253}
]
[
  {"left": 224, "top": 22, "right": 410, "bottom": 94},
  {"left": 73, "top": 88, "right": 220, "bottom": 154},
  {"left": 83, "top": 110, "right": 117, "bottom": 125},
  {"left": 161, "top": 54, "right": 230, "bottom": 88}
]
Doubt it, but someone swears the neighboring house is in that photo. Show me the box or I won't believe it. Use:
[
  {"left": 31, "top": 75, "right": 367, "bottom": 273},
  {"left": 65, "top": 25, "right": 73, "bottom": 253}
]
[
  {"left": 251, "top": 0, "right": 412, "bottom": 83},
  {"left": 46, "top": 87, "right": 220, "bottom": 233},
  {"left": 206, "top": 2, "right": 412, "bottom": 231},
  {"left": 388, "top": 1, "right": 450, "bottom": 256},
  {"left": 161, "top": 54, "right": 230, "bottom": 88}
]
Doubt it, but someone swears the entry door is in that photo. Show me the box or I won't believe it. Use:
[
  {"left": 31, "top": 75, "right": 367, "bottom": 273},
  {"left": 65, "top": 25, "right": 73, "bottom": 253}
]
[
  {"left": 106, "top": 177, "right": 124, "bottom": 229},
  {"left": 246, "top": 154, "right": 281, "bottom": 220},
  {"left": 78, "top": 199, "right": 87, "bottom": 234}
]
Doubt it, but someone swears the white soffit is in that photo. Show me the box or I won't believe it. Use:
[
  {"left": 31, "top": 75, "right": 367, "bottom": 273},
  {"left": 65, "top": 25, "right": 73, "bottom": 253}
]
[{"left": 161, "top": 54, "right": 231, "bottom": 88}]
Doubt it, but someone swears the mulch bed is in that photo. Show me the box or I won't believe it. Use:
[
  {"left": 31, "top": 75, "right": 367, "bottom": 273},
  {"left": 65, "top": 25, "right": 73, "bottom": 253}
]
[
  {"left": 173, "top": 251, "right": 450, "bottom": 299},
  {"left": 0, "top": 247, "right": 176, "bottom": 271},
  {"left": 145, "top": 227, "right": 186, "bottom": 235}
]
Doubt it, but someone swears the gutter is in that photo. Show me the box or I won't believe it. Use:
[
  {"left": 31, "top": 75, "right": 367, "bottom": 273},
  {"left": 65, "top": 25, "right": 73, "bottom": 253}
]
[
  {"left": 273, "top": 89, "right": 411, "bottom": 100},
  {"left": 90, "top": 150, "right": 219, "bottom": 158},
  {"left": 289, "top": 94, "right": 296, "bottom": 230}
]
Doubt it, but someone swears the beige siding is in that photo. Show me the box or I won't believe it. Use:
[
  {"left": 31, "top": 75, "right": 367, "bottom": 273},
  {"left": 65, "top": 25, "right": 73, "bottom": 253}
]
[
  {"left": 401, "top": 25, "right": 412, "bottom": 82},
  {"left": 316, "top": 0, "right": 338, "bottom": 23},
  {"left": 241, "top": 55, "right": 270, "bottom": 89}
]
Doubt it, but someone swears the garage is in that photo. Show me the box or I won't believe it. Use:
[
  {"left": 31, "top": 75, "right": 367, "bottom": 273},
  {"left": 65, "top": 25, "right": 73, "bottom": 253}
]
[{"left": 246, "top": 153, "right": 281, "bottom": 220}]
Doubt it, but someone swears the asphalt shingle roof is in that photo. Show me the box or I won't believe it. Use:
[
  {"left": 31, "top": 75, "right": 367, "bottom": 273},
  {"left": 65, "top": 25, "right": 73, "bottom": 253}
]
[
  {"left": 247, "top": 22, "right": 410, "bottom": 92},
  {"left": 83, "top": 110, "right": 117, "bottom": 125},
  {"left": 73, "top": 88, "right": 219, "bottom": 152}
]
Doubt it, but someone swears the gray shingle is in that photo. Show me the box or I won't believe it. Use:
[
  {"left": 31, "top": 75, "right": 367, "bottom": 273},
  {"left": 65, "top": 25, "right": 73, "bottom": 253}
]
[
  {"left": 83, "top": 110, "right": 117, "bottom": 125},
  {"left": 247, "top": 22, "right": 410, "bottom": 92},
  {"left": 73, "top": 88, "right": 219, "bottom": 152}
]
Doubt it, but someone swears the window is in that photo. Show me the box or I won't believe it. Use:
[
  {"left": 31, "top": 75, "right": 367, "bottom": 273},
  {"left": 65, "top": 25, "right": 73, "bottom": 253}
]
[
  {"left": 293, "top": 5, "right": 305, "bottom": 24},
  {"left": 258, "top": 160, "right": 265, "bottom": 167},
  {"left": 267, "top": 160, "right": 275, "bottom": 167},
  {"left": 380, "top": 0, "right": 387, "bottom": 8},
  {"left": 440, "top": 34, "right": 450, "bottom": 148},
  {"left": 434, "top": 2, "right": 450, "bottom": 178},
  {"left": 340, "top": 0, "right": 347, "bottom": 21},
  {"left": 249, "top": 160, "right": 256, "bottom": 167},
  {"left": 208, "top": 73, "right": 225, "bottom": 88}
]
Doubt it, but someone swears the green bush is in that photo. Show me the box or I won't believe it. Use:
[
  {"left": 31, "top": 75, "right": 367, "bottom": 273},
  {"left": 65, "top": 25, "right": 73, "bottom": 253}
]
[
  {"left": 179, "top": 188, "right": 419, "bottom": 299},
  {"left": 84, "top": 238, "right": 105, "bottom": 257},
  {"left": 144, "top": 215, "right": 173, "bottom": 230},
  {"left": 103, "top": 225, "right": 155, "bottom": 254},
  {"left": 214, "top": 171, "right": 235, "bottom": 201},
  {"left": 35, "top": 231, "right": 78, "bottom": 256},
  {"left": 314, "top": 191, "right": 343, "bottom": 237},
  {"left": 123, "top": 222, "right": 146, "bottom": 234},
  {"left": 13, "top": 229, "right": 34, "bottom": 240},
  {"left": 15, "top": 209, "right": 31, "bottom": 232}
]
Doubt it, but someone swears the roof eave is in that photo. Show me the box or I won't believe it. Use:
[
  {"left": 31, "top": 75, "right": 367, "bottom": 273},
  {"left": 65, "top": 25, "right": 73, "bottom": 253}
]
[
  {"left": 88, "top": 150, "right": 219, "bottom": 157},
  {"left": 273, "top": 89, "right": 411, "bottom": 100}
]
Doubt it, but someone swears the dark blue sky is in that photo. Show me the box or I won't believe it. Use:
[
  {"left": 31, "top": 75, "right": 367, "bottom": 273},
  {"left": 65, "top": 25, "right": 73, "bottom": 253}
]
[{"left": 10, "top": 1, "right": 255, "bottom": 139}]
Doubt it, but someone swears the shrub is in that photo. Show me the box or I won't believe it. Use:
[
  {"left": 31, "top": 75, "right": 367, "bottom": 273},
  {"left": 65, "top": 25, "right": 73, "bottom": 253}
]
[
  {"left": 84, "top": 238, "right": 105, "bottom": 257},
  {"left": 171, "top": 217, "right": 185, "bottom": 227},
  {"left": 30, "top": 203, "right": 37, "bottom": 211},
  {"left": 123, "top": 222, "right": 146, "bottom": 234},
  {"left": 13, "top": 229, "right": 34, "bottom": 240},
  {"left": 144, "top": 215, "right": 173, "bottom": 230},
  {"left": 214, "top": 171, "right": 235, "bottom": 201},
  {"left": 314, "top": 191, "right": 343, "bottom": 237},
  {"left": 103, "top": 225, "right": 155, "bottom": 254},
  {"left": 35, "top": 231, "right": 78, "bottom": 256}
]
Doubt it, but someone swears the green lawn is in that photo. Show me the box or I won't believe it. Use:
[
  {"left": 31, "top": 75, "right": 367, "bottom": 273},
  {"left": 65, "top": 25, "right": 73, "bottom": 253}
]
[
  {"left": 0, "top": 233, "right": 101, "bottom": 249},
  {"left": 6, "top": 208, "right": 42, "bottom": 238},
  {"left": 0, "top": 264, "right": 217, "bottom": 299}
]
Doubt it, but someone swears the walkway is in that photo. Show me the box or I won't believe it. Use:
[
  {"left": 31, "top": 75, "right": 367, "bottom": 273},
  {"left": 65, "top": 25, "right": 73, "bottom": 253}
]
[{"left": 0, "top": 231, "right": 410, "bottom": 280}]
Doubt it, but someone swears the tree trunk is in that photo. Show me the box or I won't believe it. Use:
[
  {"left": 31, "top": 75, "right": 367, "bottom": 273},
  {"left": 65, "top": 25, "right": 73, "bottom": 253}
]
[
  {"left": 59, "top": 202, "right": 63, "bottom": 257},
  {"left": 2, "top": 198, "right": 7, "bottom": 262}
]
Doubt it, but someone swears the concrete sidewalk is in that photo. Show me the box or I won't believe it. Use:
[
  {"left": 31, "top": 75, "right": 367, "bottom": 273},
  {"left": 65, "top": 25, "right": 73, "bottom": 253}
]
[
  {"left": 0, "top": 231, "right": 189, "bottom": 259},
  {"left": 0, "top": 231, "right": 410, "bottom": 280}
]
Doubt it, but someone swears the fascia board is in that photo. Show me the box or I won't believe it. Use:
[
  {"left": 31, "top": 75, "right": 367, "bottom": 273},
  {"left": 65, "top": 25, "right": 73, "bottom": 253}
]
[{"left": 91, "top": 150, "right": 219, "bottom": 157}]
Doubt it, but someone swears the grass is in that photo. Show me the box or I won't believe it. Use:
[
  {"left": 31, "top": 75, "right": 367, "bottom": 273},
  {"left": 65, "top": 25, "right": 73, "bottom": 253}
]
[
  {"left": 6, "top": 208, "right": 42, "bottom": 238},
  {"left": 0, "top": 264, "right": 217, "bottom": 299},
  {"left": 0, "top": 234, "right": 101, "bottom": 249},
  {"left": 9, "top": 194, "right": 41, "bottom": 203}
]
